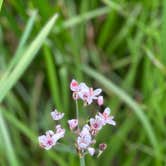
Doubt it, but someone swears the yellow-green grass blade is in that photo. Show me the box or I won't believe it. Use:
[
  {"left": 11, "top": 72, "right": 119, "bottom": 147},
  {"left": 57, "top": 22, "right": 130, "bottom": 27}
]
[{"left": 0, "top": 0, "right": 3, "bottom": 11}]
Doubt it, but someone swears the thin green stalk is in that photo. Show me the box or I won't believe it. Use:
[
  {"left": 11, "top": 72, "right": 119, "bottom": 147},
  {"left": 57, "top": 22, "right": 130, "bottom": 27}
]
[
  {"left": 75, "top": 100, "right": 79, "bottom": 128},
  {"left": 75, "top": 100, "right": 86, "bottom": 166},
  {"left": 80, "top": 156, "right": 85, "bottom": 166}
]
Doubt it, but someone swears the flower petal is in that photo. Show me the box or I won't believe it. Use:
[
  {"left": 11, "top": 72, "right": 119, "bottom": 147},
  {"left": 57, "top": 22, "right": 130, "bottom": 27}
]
[
  {"left": 88, "top": 147, "right": 95, "bottom": 156},
  {"left": 93, "top": 88, "right": 102, "bottom": 96}
]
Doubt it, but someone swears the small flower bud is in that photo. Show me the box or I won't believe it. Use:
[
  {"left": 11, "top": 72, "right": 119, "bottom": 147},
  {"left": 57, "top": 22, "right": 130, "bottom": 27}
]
[
  {"left": 97, "top": 96, "right": 104, "bottom": 106},
  {"left": 99, "top": 143, "right": 107, "bottom": 151},
  {"left": 51, "top": 109, "right": 64, "bottom": 120},
  {"left": 68, "top": 119, "right": 78, "bottom": 130},
  {"left": 70, "top": 79, "right": 79, "bottom": 91}
]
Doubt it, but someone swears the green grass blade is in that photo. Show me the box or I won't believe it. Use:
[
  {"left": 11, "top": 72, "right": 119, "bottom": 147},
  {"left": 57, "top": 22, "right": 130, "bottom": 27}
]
[
  {"left": 0, "top": 0, "right": 3, "bottom": 11},
  {"left": 161, "top": 0, "right": 166, "bottom": 64},
  {"left": 0, "top": 10, "right": 38, "bottom": 87},
  {"left": 54, "top": 7, "right": 110, "bottom": 33},
  {"left": 43, "top": 44, "right": 62, "bottom": 110},
  {"left": 144, "top": 47, "right": 166, "bottom": 75},
  {"left": 0, "top": 13, "right": 58, "bottom": 103},
  {"left": 11, "top": 10, "right": 38, "bottom": 68},
  {"left": 0, "top": 111, "right": 19, "bottom": 166}
]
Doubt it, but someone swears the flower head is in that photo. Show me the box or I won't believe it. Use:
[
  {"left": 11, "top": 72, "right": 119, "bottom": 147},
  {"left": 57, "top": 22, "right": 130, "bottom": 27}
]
[
  {"left": 68, "top": 119, "right": 78, "bottom": 130},
  {"left": 38, "top": 126, "right": 65, "bottom": 150},
  {"left": 54, "top": 124, "right": 65, "bottom": 141},
  {"left": 70, "top": 79, "right": 103, "bottom": 106},
  {"left": 89, "top": 116, "right": 104, "bottom": 135},
  {"left": 99, "top": 143, "right": 107, "bottom": 151},
  {"left": 38, "top": 130, "right": 56, "bottom": 150},
  {"left": 79, "top": 87, "right": 102, "bottom": 105},
  {"left": 70, "top": 79, "right": 80, "bottom": 92},
  {"left": 51, "top": 109, "right": 64, "bottom": 120},
  {"left": 98, "top": 107, "right": 116, "bottom": 126},
  {"left": 77, "top": 125, "right": 92, "bottom": 150}
]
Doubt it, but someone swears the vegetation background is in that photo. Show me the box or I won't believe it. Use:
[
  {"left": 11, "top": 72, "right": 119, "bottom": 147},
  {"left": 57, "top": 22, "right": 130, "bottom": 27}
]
[{"left": 0, "top": 0, "right": 165, "bottom": 165}]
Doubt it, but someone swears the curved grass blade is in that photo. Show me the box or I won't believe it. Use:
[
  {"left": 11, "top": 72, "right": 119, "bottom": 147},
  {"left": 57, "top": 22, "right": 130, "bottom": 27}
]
[
  {"left": 0, "top": 14, "right": 58, "bottom": 103},
  {"left": 0, "top": 10, "right": 38, "bottom": 88},
  {"left": 0, "top": 111, "right": 19, "bottom": 166},
  {"left": 54, "top": 7, "right": 111, "bottom": 33}
]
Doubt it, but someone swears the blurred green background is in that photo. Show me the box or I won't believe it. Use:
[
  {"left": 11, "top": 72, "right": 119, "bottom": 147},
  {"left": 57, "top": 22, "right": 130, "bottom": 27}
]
[{"left": 0, "top": 0, "right": 165, "bottom": 165}]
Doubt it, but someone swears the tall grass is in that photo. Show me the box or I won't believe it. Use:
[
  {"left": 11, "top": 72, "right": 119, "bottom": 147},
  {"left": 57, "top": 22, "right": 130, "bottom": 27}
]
[{"left": 0, "top": 0, "right": 165, "bottom": 165}]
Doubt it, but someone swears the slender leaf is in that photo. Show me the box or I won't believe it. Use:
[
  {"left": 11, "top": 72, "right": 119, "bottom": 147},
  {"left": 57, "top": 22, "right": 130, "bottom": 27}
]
[{"left": 0, "top": 14, "right": 58, "bottom": 103}]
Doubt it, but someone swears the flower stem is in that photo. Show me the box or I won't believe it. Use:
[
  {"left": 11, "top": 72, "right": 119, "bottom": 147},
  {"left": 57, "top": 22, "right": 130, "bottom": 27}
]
[
  {"left": 75, "top": 100, "right": 85, "bottom": 166},
  {"left": 75, "top": 100, "right": 79, "bottom": 128},
  {"left": 80, "top": 156, "right": 85, "bottom": 166}
]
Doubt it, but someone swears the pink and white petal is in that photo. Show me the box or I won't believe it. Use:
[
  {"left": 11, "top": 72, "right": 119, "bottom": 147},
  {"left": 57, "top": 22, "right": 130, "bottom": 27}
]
[
  {"left": 106, "top": 116, "right": 116, "bottom": 126},
  {"left": 97, "top": 96, "right": 104, "bottom": 106},
  {"left": 68, "top": 119, "right": 78, "bottom": 130},
  {"left": 70, "top": 79, "right": 79, "bottom": 91},
  {"left": 103, "top": 107, "right": 111, "bottom": 116},
  {"left": 88, "top": 147, "right": 95, "bottom": 156},
  {"left": 93, "top": 88, "right": 102, "bottom": 96},
  {"left": 83, "top": 124, "right": 90, "bottom": 131},
  {"left": 79, "top": 83, "right": 89, "bottom": 91},
  {"left": 46, "top": 130, "right": 54, "bottom": 136},
  {"left": 90, "top": 118, "right": 95, "bottom": 125},
  {"left": 55, "top": 125, "right": 65, "bottom": 135},
  {"left": 51, "top": 110, "right": 64, "bottom": 120},
  {"left": 38, "top": 135, "right": 55, "bottom": 150},
  {"left": 38, "top": 135, "right": 47, "bottom": 143},
  {"left": 87, "top": 97, "right": 93, "bottom": 105},
  {"left": 54, "top": 130, "right": 65, "bottom": 140}
]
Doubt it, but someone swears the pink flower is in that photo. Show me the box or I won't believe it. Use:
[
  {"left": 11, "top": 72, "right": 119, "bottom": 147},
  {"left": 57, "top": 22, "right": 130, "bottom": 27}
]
[
  {"left": 70, "top": 79, "right": 80, "bottom": 91},
  {"left": 89, "top": 116, "right": 104, "bottom": 135},
  {"left": 38, "top": 130, "right": 56, "bottom": 150},
  {"left": 51, "top": 109, "right": 64, "bottom": 120},
  {"left": 98, "top": 107, "right": 116, "bottom": 126},
  {"left": 77, "top": 125, "right": 92, "bottom": 150},
  {"left": 97, "top": 96, "right": 104, "bottom": 106},
  {"left": 76, "top": 82, "right": 89, "bottom": 100},
  {"left": 88, "top": 147, "right": 95, "bottom": 156},
  {"left": 68, "top": 119, "right": 78, "bottom": 130},
  {"left": 38, "top": 126, "right": 65, "bottom": 150},
  {"left": 70, "top": 79, "right": 103, "bottom": 105},
  {"left": 54, "top": 125, "right": 65, "bottom": 141},
  {"left": 70, "top": 80, "right": 89, "bottom": 100},
  {"left": 79, "top": 87, "right": 102, "bottom": 105}
]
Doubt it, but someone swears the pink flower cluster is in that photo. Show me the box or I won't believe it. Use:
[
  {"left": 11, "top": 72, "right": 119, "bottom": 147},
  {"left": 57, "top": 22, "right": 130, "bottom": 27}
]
[
  {"left": 38, "top": 110, "right": 65, "bottom": 150},
  {"left": 70, "top": 79, "right": 104, "bottom": 106},
  {"left": 69, "top": 79, "right": 116, "bottom": 157},
  {"left": 68, "top": 107, "right": 115, "bottom": 156},
  {"left": 38, "top": 79, "right": 116, "bottom": 159}
]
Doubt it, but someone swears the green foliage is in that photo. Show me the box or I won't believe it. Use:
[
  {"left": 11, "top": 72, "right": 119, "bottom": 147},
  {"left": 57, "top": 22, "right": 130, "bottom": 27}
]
[{"left": 0, "top": 0, "right": 165, "bottom": 165}]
